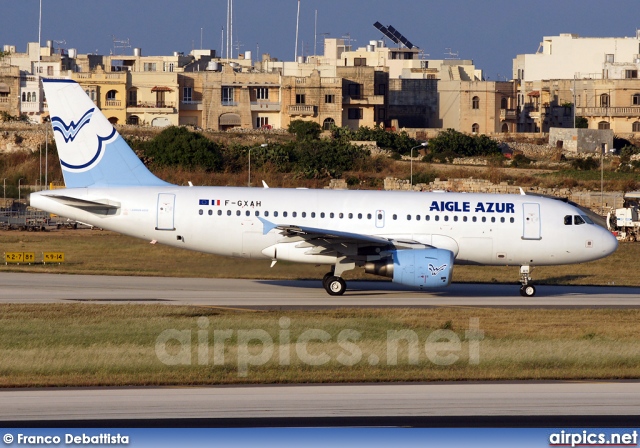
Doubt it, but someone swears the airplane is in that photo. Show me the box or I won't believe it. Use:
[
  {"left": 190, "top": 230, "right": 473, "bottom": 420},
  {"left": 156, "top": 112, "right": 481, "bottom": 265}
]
[{"left": 30, "top": 79, "right": 618, "bottom": 297}]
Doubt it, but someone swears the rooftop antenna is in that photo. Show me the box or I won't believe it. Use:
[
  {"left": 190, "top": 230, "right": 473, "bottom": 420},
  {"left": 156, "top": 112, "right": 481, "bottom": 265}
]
[
  {"left": 444, "top": 48, "right": 459, "bottom": 59},
  {"left": 314, "top": 9, "right": 317, "bottom": 56},
  {"left": 234, "top": 40, "right": 244, "bottom": 57},
  {"left": 53, "top": 40, "right": 66, "bottom": 55},
  {"left": 111, "top": 35, "right": 131, "bottom": 55},
  {"left": 342, "top": 33, "right": 355, "bottom": 50},
  {"left": 221, "top": 26, "right": 224, "bottom": 59},
  {"left": 294, "top": 0, "right": 300, "bottom": 60}
]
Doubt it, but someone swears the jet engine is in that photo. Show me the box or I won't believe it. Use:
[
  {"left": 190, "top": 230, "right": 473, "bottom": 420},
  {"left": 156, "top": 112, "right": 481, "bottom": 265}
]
[{"left": 364, "top": 248, "right": 454, "bottom": 289}]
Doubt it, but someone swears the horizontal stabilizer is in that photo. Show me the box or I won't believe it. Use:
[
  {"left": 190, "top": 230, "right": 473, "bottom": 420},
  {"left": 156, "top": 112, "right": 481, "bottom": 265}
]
[{"left": 43, "top": 195, "right": 120, "bottom": 215}]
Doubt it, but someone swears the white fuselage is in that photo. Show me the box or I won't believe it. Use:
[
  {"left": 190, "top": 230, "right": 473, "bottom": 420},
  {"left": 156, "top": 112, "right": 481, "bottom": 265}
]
[{"left": 31, "top": 186, "right": 618, "bottom": 268}]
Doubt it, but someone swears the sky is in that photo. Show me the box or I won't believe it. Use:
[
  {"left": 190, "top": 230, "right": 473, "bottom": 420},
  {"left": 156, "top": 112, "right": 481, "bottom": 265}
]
[{"left": 2, "top": 0, "right": 640, "bottom": 80}]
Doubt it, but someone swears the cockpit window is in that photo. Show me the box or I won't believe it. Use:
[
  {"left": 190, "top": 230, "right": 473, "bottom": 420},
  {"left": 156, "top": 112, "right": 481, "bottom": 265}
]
[
  {"left": 574, "top": 215, "right": 586, "bottom": 225},
  {"left": 582, "top": 215, "right": 594, "bottom": 224},
  {"left": 564, "top": 215, "right": 572, "bottom": 225}
]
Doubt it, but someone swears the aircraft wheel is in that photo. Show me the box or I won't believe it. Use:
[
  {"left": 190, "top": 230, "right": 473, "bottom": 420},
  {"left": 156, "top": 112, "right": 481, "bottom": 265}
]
[
  {"left": 520, "top": 285, "right": 536, "bottom": 297},
  {"left": 325, "top": 276, "right": 346, "bottom": 296},
  {"left": 322, "top": 272, "right": 333, "bottom": 289}
]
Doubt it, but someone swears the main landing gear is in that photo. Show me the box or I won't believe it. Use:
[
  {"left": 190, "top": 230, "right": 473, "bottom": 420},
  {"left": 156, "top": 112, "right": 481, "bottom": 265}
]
[
  {"left": 519, "top": 265, "right": 536, "bottom": 297},
  {"left": 322, "top": 258, "right": 355, "bottom": 296}
]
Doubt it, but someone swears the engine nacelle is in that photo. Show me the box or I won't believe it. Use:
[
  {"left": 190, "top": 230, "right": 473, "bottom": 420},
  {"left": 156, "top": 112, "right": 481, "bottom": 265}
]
[{"left": 365, "top": 248, "right": 454, "bottom": 289}]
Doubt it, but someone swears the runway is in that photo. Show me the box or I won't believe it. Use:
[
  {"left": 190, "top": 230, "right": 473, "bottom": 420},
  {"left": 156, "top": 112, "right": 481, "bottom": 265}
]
[
  {"left": 2, "top": 272, "right": 640, "bottom": 307},
  {"left": 2, "top": 382, "right": 640, "bottom": 426}
]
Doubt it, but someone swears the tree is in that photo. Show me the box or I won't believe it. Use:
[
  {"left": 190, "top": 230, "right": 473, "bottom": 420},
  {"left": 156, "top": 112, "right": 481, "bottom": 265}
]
[
  {"left": 575, "top": 117, "right": 588, "bottom": 129},
  {"left": 143, "top": 126, "right": 223, "bottom": 171},
  {"left": 288, "top": 120, "right": 322, "bottom": 141}
]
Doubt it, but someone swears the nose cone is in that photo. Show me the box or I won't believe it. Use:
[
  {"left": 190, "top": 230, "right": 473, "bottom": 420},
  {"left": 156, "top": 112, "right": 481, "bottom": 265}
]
[{"left": 599, "top": 227, "right": 618, "bottom": 258}]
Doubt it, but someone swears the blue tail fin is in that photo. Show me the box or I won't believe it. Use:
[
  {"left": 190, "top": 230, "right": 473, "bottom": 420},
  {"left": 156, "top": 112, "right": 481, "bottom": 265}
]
[{"left": 43, "top": 79, "right": 170, "bottom": 188}]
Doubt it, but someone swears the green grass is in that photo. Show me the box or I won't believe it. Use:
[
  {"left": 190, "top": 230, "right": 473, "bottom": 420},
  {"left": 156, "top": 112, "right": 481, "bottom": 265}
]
[
  {"left": 0, "top": 229, "right": 636, "bottom": 286},
  {"left": 1, "top": 305, "right": 640, "bottom": 387}
]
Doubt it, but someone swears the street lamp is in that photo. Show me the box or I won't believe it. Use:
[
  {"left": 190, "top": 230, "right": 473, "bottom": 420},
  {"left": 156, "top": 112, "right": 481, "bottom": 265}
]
[
  {"left": 410, "top": 142, "right": 428, "bottom": 187},
  {"left": 248, "top": 143, "right": 268, "bottom": 187},
  {"left": 18, "top": 178, "right": 23, "bottom": 202}
]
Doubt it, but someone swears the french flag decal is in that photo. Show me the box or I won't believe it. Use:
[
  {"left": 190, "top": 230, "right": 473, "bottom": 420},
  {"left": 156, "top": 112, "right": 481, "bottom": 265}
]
[{"left": 212, "top": 200, "right": 221, "bottom": 206}]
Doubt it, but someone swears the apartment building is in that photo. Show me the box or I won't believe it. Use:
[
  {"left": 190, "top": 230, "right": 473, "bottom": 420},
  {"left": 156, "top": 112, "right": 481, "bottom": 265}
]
[
  {"left": 0, "top": 52, "right": 20, "bottom": 119},
  {"left": 514, "top": 31, "right": 640, "bottom": 134}
]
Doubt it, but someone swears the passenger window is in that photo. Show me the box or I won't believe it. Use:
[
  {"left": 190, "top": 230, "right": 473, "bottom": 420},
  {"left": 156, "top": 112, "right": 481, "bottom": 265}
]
[
  {"left": 463, "top": 216, "right": 468, "bottom": 222},
  {"left": 311, "top": 212, "right": 316, "bottom": 218},
  {"left": 482, "top": 216, "right": 486, "bottom": 222},
  {"left": 292, "top": 212, "right": 297, "bottom": 218},
  {"left": 416, "top": 215, "right": 421, "bottom": 221},
  {"left": 339, "top": 213, "right": 344, "bottom": 219},
  {"left": 358, "top": 213, "right": 362, "bottom": 219},
  {"left": 500, "top": 217, "right": 505, "bottom": 223},
  {"left": 407, "top": 214, "right": 411, "bottom": 221},
  {"left": 330, "top": 213, "right": 335, "bottom": 219},
  {"left": 510, "top": 217, "right": 514, "bottom": 223},
  {"left": 491, "top": 217, "right": 495, "bottom": 223},
  {"left": 236, "top": 210, "right": 241, "bottom": 216},
  {"left": 274, "top": 211, "right": 279, "bottom": 217},
  {"left": 435, "top": 216, "right": 440, "bottom": 222},
  {"left": 246, "top": 211, "right": 250, "bottom": 216},
  {"left": 208, "top": 210, "right": 213, "bottom": 216},
  {"left": 453, "top": 216, "right": 458, "bottom": 222},
  {"left": 574, "top": 215, "right": 585, "bottom": 225},
  {"left": 321, "top": 212, "right": 325, "bottom": 218},
  {"left": 368, "top": 214, "right": 372, "bottom": 219},
  {"left": 218, "top": 210, "right": 222, "bottom": 216},
  {"left": 472, "top": 216, "right": 477, "bottom": 222},
  {"left": 348, "top": 213, "right": 353, "bottom": 219},
  {"left": 444, "top": 216, "right": 449, "bottom": 222},
  {"left": 199, "top": 209, "right": 203, "bottom": 215},
  {"left": 564, "top": 215, "right": 572, "bottom": 225},
  {"left": 302, "top": 212, "right": 306, "bottom": 218},
  {"left": 393, "top": 214, "right": 397, "bottom": 220},
  {"left": 264, "top": 211, "right": 269, "bottom": 217},
  {"left": 426, "top": 215, "right": 430, "bottom": 221},
  {"left": 283, "top": 211, "right": 288, "bottom": 217},
  {"left": 377, "top": 213, "right": 382, "bottom": 220},
  {"left": 255, "top": 211, "right": 260, "bottom": 217},
  {"left": 227, "top": 210, "right": 232, "bottom": 216}
]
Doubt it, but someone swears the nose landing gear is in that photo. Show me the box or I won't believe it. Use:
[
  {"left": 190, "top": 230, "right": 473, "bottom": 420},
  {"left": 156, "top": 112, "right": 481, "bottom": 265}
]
[{"left": 519, "top": 265, "right": 536, "bottom": 297}]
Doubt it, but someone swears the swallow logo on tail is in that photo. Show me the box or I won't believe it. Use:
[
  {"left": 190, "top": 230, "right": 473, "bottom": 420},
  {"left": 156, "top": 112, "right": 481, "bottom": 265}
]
[{"left": 51, "top": 108, "right": 95, "bottom": 143}]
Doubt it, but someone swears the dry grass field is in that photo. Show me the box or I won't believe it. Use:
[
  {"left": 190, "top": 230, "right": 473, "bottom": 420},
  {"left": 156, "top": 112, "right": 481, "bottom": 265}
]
[{"left": 0, "top": 305, "right": 639, "bottom": 387}]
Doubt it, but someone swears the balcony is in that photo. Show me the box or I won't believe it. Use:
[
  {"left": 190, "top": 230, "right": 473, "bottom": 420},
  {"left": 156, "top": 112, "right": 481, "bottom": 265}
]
[
  {"left": 288, "top": 104, "right": 316, "bottom": 116},
  {"left": 342, "top": 95, "right": 384, "bottom": 105},
  {"left": 0, "top": 97, "right": 9, "bottom": 103},
  {"left": 250, "top": 101, "right": 281, "bottom": 112},
  {"left": 576, "top": 106, "right": 640, "bottom": 117},
  {"left": 104, "top": 100, "right": 122, "bottom": 108},
  {"left": 180, "top": 100, "right": 203, "bottom": 111},
  {"left": 126, "top": 101, "right": 176, "bottom": 113},
  {"left": 20, "top": 101, "right": 41, "bottom": 113},
  {"left": 221, "top": 100, "right": 238, "bottom": 107},
  {"left": 500, "top": 109, "right": 517, "bottom": 119}
]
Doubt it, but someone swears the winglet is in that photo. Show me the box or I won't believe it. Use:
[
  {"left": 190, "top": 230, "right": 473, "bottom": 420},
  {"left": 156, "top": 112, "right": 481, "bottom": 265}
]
[
  {"left": 262, "top": 180, "right": 269, "bottom": 188},
  {"left": 258, "top": 217, "right": 278, "bottom": 235},
  {"left": 519, "top": 187, "right": 526, "bottom": 195}
]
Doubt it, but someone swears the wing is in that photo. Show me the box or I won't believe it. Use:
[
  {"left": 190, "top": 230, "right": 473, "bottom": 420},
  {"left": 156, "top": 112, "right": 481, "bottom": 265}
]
[{"left": 258, "top": 217, "right": 428, "bottom": 259}]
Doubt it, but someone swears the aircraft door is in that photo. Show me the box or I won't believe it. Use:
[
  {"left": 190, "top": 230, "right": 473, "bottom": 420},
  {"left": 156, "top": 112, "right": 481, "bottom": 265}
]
[
  {"left": 375, "top": 210, "right": 385, "bottom": 228},
  {"left": 522, "top": 203, "right": 541, "bottom": 240},
  {"left": 156, "top": 193, "right": 176, "bottom": 230}
]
